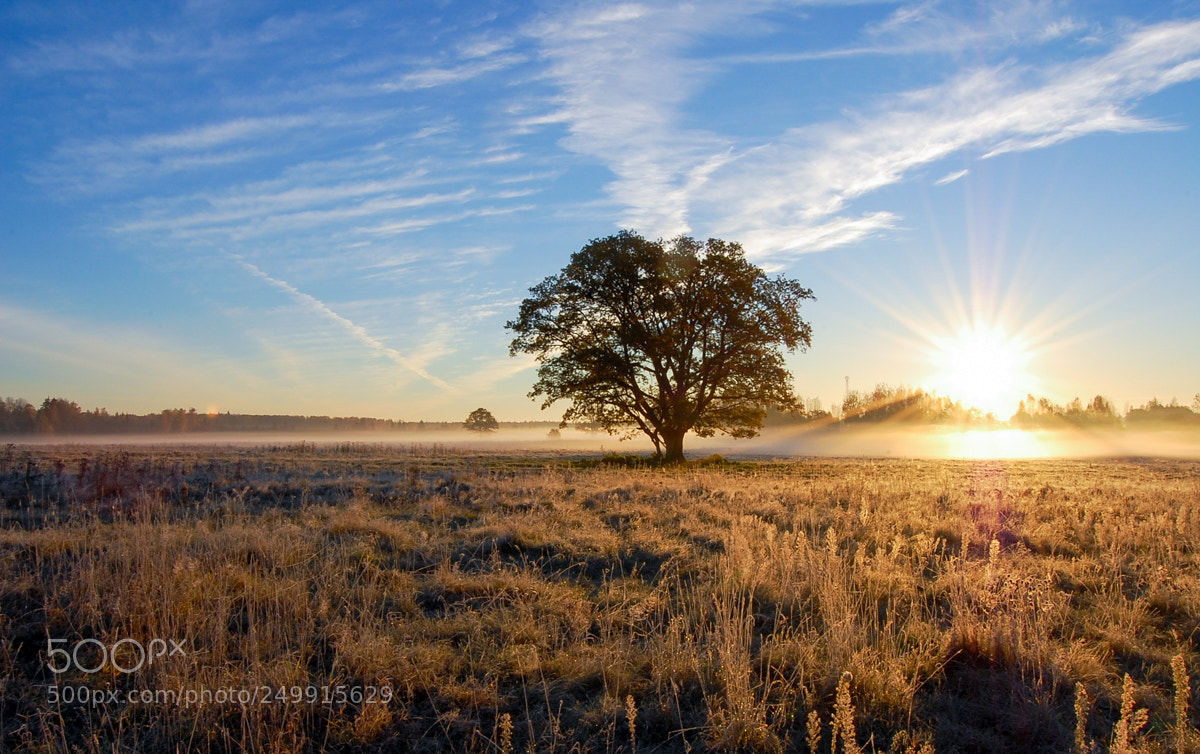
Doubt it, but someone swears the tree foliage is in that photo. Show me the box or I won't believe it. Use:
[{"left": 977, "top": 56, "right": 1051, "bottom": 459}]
[
  {"left": 463, "top": 407, "right": 500, "bottom": 433},
  {"left": 1013, "top": 393, "right": 1126, "bottom": 427},
  {"left": 506, "top": 231, "right": 814, "bottom": 462},
  {"left": 838, "top": 384, "right": 978, "bottom": 424},
  {"left": 1125, "top": 398, "right": 1200, "bottom": 426}
]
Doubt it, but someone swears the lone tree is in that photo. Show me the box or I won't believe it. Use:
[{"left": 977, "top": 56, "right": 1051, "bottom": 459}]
[
  {"left": 507, "top": 231, "right": 814, "bottom": 463},
  {"left": 463, "top": 407, "right": 499, "bottom": 432}
]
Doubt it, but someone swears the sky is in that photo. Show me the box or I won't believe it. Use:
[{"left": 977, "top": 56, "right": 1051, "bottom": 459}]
[{"left": 2, "top": 0, "right": 1199, "bottom": 423}]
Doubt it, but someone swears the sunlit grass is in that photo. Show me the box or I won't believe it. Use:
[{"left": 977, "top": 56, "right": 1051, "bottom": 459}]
[{"left": 1, "top": 444, "right": 1198, "bottom": 752}]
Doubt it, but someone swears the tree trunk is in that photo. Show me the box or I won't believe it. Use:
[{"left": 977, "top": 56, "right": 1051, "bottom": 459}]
[{"left": 662, "top": 428, "right": 687, "bottom": 464}]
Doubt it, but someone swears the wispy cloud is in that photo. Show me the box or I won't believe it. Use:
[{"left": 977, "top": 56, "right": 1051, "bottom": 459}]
[
  {"left": 104, "top": 114, "right": 541, "bottom": 250},
  {"left": 935, "top": 169, "right": 969, "bottom": 186},
  {"left": 233, "top": 257, "right": 454, "bottom": 392},
  {"left": 707, "top": 19, "right": 1200, "bottom": 257},
  {"left": 863, "top": 0, "right": 1088, "bottom": 54},
  {"left": 378, "top": 53, "right": 525, "bottom": 91},
  {"left": 131, "top": 115, "right": 317, "bottom": 153},
  {"left": 123, "top": 186, "right": 476, "bottom": 238},
  {"left": 355, "top": 202, "right": 534, "bottom": 238},
  {"left": 532, "top": 4, "right": 1200, "bottom": 258},
  {"left": 6, "top": 7, "right": 363, "bottom": 76},
  {"left": 737, "top": 213, "right": 904, "bottom": 262},
  {"left": 9, "top": 29, "right": 194, "bottom": 75},
  {"left": 458, "top": 34, "right": 517, "bottom": 60},
  {"left": 528, "top": 2, "right": 740, "bottom": 237},
  {"left": 33, "top": 114, "right": 318, "bottom": 194}
]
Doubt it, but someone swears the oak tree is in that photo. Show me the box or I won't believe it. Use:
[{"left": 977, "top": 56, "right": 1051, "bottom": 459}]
[
  {"left": 507, "top": 231, "right": 814, "bottom": 462},
  {"left": 463, "top": 407, "right": 499, "bottom": 432}
]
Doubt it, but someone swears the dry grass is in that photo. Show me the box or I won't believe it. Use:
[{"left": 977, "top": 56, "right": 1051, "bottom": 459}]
[{"left": 1, "top": 442, "right": 1198, "bottom": 752}]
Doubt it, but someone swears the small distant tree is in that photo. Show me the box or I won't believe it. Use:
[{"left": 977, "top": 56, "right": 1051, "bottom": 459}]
[{"left": 463, "top": 407, "right": 499, "bottom": 433}]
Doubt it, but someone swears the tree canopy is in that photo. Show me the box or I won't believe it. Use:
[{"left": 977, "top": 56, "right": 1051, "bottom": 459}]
[
  {"left": 507, "top": 231, "right": 814, "bottom": 462},
  {"left": 463, "top": 407, "right": 500, "bottom": 432}
]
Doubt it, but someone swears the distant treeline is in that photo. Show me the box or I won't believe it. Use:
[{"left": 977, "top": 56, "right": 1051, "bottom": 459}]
[
  {"left": 764, "top": 385, "right": 997, "bottom": 426},
  {"left": 765, "top": 385, "right": 994, "bottom": 426},
  {"left": 1014, "top": 395, "right": 1200, "bottom": 428},
  {"left": 0, "top": 397, "right": 553, "bottom": 436},
  {"left": 771, "top": 385, "right": 1200, "bottom": 428},
  {"left": 3, "top": 390, "right": 1198, "bottom": 436},
  {"left": 841, "top": 385, "right": 976, "bottom": 425}
]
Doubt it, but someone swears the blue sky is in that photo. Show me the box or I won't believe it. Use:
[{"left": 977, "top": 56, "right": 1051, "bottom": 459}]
[{"left": 2, "top": 0, "right": 1199, "bottom": 422}]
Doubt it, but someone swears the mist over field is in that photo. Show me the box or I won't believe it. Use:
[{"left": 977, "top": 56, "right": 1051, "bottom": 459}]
[
  {"left": 8, "top": 425, "right": 1200, "bottom": 460},
  {"left": 693, "top": 426, "right": 1200, "bottom": 460}
]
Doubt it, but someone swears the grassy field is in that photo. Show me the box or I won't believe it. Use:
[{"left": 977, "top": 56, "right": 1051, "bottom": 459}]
[{"left": 1, "top": 442, "right": 1198, "bottom": 752}]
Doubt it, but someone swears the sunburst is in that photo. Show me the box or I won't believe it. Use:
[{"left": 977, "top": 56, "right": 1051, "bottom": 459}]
[{"left": 927, "top": 322, "right": 1033, "bottom": 418}]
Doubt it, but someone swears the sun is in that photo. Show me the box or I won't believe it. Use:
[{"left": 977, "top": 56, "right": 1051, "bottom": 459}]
[{"left": 929, "top": 323, "right": 1032, "bottom": 418}]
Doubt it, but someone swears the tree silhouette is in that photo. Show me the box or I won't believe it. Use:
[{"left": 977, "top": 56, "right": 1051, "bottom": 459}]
[
  {"left": 463, "top": 407, "right": 499, "bottom": 432},
  {"left": 37, "top": 397, "right": 83, "bottom": 434},
  {"left": 507, "top": 231, "right": 813, "bottom": 463}
]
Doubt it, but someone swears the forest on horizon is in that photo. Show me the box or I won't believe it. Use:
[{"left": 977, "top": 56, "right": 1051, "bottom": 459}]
[{"left": 3, "top": 387, "right": 1199, "bottom": 436}]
